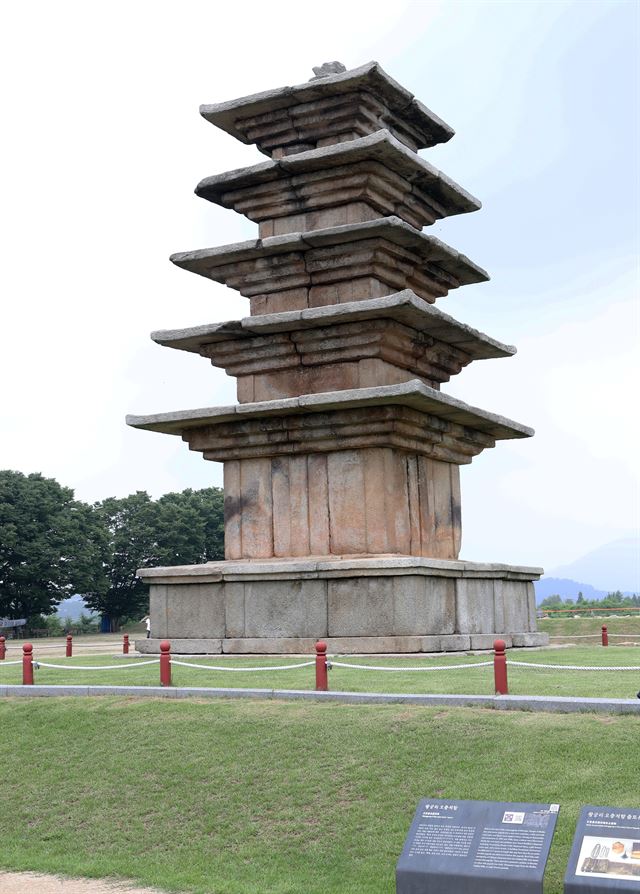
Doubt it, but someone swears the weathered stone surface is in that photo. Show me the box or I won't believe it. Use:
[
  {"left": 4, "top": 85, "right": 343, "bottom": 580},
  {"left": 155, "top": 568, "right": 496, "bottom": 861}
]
[
  {"left": 126, "top": 379, "right": 534, "bottom": 445},
  {"left": 221, "top": 637, "right": 318, "bottom": 654},
  {"left": 224, "top": 582, "right": 245, "bottom": 638},
  {"left": 393, "top": 576, "right": 456, "bottom": 635},
  {"left": 165, "top": 583, "right": 225, "bottom": 639},
  {"left": 328, "top": 576, "right": 395, "bottom": 636},
  {"left": 169, "top": 217, "right": 489, "bottom": 312},
  {"left": 200, "top": 61, "right": 454, "bottom": 157},
  {"left": 196, "top": 131, "right": 480, "bottom": 235},
  {"left": 137, "top": 638, "right": 223, "bottom": 654},
  {"left": 138, "top": 560, "right": 542, "bottom": 654},
  {"left": 327, "top": 635, "right": 425, "bottom": 653},
  {"left": 137, "top": 554, "right": 544, "bottom": 584},
  {"left": 243, "top": 579, "right": 327, "bottom": 638},
  {"left": 420, "top": 635, "right": 442, "bottom": 652},
  {"left": 455, "top": 579, "right": 495, "bottom": 634},
  {"left": 495, "top": 579, "right": 531, "bottom": 634},
  {"left": 220, "top": 449, "right": 462, "bottom": 560},
  {"left": 439, "top": 634, "right": 471, "bottom": 651},
  {"left": 150, "top": 291, "right": 515, "bottom": 401},
  {"left": 469, "top": 633, "right": 512, "bottom": 650},
  {"left": 511, "top": 632, "right": 549, "bottom": 647}
]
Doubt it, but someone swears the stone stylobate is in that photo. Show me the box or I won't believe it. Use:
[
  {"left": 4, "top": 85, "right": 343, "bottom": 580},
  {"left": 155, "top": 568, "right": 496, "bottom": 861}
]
[{"left": 128, "top": 62, "right": 547, "bottom": 655}]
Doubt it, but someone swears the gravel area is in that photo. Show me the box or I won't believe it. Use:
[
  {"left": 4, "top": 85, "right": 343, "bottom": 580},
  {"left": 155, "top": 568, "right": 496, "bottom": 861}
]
[{"left": 0, "top": 871, "right": 170, "bottom": 893}]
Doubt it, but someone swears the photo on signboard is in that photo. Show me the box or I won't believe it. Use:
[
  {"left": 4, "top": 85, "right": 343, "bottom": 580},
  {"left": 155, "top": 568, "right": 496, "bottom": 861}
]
[{"left": 575, "top": 836, "right": 640, "bottom": 881}]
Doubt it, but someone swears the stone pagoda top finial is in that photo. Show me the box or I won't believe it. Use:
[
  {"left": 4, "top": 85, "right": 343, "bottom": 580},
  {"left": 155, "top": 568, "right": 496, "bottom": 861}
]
[{"left": 310, "top": 61, "right": 347, "bottom": 80}]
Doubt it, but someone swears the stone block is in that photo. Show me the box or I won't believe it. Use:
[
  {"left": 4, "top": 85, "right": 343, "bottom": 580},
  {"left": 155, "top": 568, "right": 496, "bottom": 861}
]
[
  {"left": 149, "top": 584, "right": 168, "bottom": 638},
  {"left": 511, "top": 632, "right": 549, "bottom": 648},
  {"left": 165, "top": 583, "right": 225, "bottom": 639},
  {"left": 136, "top": 638, "right": 223, "bottom": 654},
  {"left": 243, "top": 579, "right": 327, "bottom": 638},
  {"left": 328, "top": 577, "right": 394, "bottom": 636},
  {"left": 325, "top": 636, "right": 424, "bottom": 653},
  {"left": 469, "top": 633, "right": 512, "bottom": 650},
  {"left": 222, "top": 637, "right": 318, "bottom": 654},
  {"left": 420, "top": 635, "right": 442, "bottom": 652},
  {"left": 393, "top": 576, "right": 455, "bottom": 635},
  {"left": 439, "top": 634, "right": 471, "bottom": 652},
  {"left": 495, "top": 580, "right": 531, "bottom": 634},
  {"left": 455, "top": 579, "right": 495, "bottom": 633},
  {"left": 224, "top": 582, "right": 245, "bottom": 638}
]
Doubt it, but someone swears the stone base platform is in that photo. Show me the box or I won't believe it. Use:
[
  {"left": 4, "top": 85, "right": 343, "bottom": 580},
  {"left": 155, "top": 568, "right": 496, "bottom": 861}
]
[{"left": 136, "top": 555, "right": 546, "bottom": 654}]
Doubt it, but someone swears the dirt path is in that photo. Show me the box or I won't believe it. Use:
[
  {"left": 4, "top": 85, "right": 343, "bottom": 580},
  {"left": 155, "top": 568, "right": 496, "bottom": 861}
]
[{"left": 0, "top": 871, "right": 171, "bottom": 894}]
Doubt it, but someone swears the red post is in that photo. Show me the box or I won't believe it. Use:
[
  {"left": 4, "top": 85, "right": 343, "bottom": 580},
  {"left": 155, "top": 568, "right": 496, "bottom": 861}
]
[
  {"left": 66, "top": 634, "right": 73, "bottom": 657},
  {"left": 315, "top": 641, "right": 328, "bottom": 691},
  {"left": 123, "top": 634, "right": 130, "bottom": 655},
  {"left": 0, "top": 636, "right": 5, "bottom": 660},
  {"left": 159, "top": 640, "right": 172, "bottom": 687},
  {"left": 493, "top": 639, "right": 508, "bottom": 695},
  {"left": 602, "top": 625, "right": 609, "bottom": 647},
  {"left": 22, "top": 643, "right": 34, "bottom": 685}
]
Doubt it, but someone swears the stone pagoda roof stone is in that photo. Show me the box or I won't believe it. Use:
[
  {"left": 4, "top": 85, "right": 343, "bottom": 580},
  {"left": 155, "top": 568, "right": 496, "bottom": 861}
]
[
  {"left": 170, "top": 217, "right": 489, "bottom": 308},
  {"left": 194, "top": 131, "right": 480, "bottom": 232},
  {"left": 127, "top": 380, "right": 532, "bottom": 442},
  {"left": 200, "top": 61, "right": 454, "bottom": 156},
  {"left": 151, "top": 290, "right": 514, "bottom": 362}
]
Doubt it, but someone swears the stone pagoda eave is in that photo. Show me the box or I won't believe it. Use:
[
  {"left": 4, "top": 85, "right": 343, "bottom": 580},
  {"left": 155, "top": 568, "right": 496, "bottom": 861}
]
[
  {"left": 200, "top": 61, "right": 454, "bottom": 154},
  {"left": 194, "top": 130, "right": 480, "bottom": 226},
  {"left": 126, "top": 380, "right": 533, "bottom": 442},
  {"left": 151, "top": 290, "right": 515, "bottom": 362},
  {"left": 169, "top": 216, "right": 489, "bottom": 304}
]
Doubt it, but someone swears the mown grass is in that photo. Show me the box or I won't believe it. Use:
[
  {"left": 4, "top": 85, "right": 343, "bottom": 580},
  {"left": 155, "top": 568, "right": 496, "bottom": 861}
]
[
  {"left": 1, "top": 645, "right": 640, "bottom": 698},
  {"left": 538, "top": 615, "right": 640, "bottom": 641},
  {"left": 0, "top": 698, "right": 637, "bottom": 893}
]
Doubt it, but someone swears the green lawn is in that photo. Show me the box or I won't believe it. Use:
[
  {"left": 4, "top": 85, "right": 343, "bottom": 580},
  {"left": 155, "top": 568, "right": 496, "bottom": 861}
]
[
  {"left": 538, "top": 615, "right": 640, "bottom": 641},
  {"left": 0, "top": 698, "right": 637, "bottom": 893},
  {"left": 1, "top": 646, "right": 639, "bottom": 698}
]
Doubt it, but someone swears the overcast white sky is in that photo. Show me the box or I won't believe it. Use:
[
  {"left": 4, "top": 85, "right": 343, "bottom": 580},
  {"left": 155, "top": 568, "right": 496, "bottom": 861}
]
[{"left": 1, "top": 0, "right": 638, "bottom": 572}]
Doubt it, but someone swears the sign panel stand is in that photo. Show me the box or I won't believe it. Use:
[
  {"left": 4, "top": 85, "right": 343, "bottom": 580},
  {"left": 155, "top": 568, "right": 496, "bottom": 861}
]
[{"left": 396, "top": 799, "right": 559, "bottom": 894}]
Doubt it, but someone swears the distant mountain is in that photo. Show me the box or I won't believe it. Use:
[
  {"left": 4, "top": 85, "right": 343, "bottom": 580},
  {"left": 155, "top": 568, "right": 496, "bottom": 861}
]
[
  {"left": 534, "top": 578, "right": 607, "bottom": 603},
  {"left": 548, "top": 538, "right": 639, "bottom": 594},
  {"left": 56, "top": 595, "right": 98, "bottom": 621}
]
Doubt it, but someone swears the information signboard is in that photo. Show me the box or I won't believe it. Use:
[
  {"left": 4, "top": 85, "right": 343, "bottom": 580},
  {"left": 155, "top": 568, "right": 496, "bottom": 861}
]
[
  {"left": 564, "top": 806, "right": 640, "bottom": 892},
  {"left": 396, "top": 799, "right": 559, "bottom": 894}
]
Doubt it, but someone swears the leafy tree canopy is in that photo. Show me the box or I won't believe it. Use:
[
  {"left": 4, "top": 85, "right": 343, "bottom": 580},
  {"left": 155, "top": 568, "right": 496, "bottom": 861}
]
[
  {"left": 0, "top": 470, "right": 107, "bottom": 620},
  {"left": 83, "top": 487, "right": 225, "bottom": 628}
]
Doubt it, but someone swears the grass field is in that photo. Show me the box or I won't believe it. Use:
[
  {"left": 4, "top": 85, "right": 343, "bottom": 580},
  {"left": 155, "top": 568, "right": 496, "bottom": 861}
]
[
  {"left": 2, "top": 644, "right": 640, "bottom": 698},
  {"left": 0, "top": 697, "right": 637, "bottom": 894},
  {"left": 538, "top": 615, "right": 640, "bottom": 641}
]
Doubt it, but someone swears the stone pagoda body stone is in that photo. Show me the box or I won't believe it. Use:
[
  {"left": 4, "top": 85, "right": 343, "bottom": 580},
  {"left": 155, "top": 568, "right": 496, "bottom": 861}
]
[{"left": 128, "top": 61, "right": 547, "bottom": 654}]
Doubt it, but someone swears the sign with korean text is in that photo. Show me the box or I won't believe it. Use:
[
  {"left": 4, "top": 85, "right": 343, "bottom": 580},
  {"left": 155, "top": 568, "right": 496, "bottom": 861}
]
[{"left": 396, "top": 799, "right": 559, "bottom": 893}]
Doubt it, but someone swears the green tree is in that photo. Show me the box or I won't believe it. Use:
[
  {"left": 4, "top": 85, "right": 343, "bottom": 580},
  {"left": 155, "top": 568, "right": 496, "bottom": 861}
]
[
  {"left": 0, "top": 470, "right": 107, "bottom": 621},
  {"left": 84, "top": 492, "right": 158, "bottom": 630},
  {"left": 155, "top": 488, "right": 225, "bottom": 566},
  {"left": 84, "top": 487, "right": 225, "bottom": 630}
]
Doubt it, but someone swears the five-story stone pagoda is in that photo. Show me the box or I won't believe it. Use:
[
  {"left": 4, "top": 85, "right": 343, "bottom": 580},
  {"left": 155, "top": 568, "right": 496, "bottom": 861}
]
[{"left": 128, "top": 61, "right": 547, "bottom": 654}]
